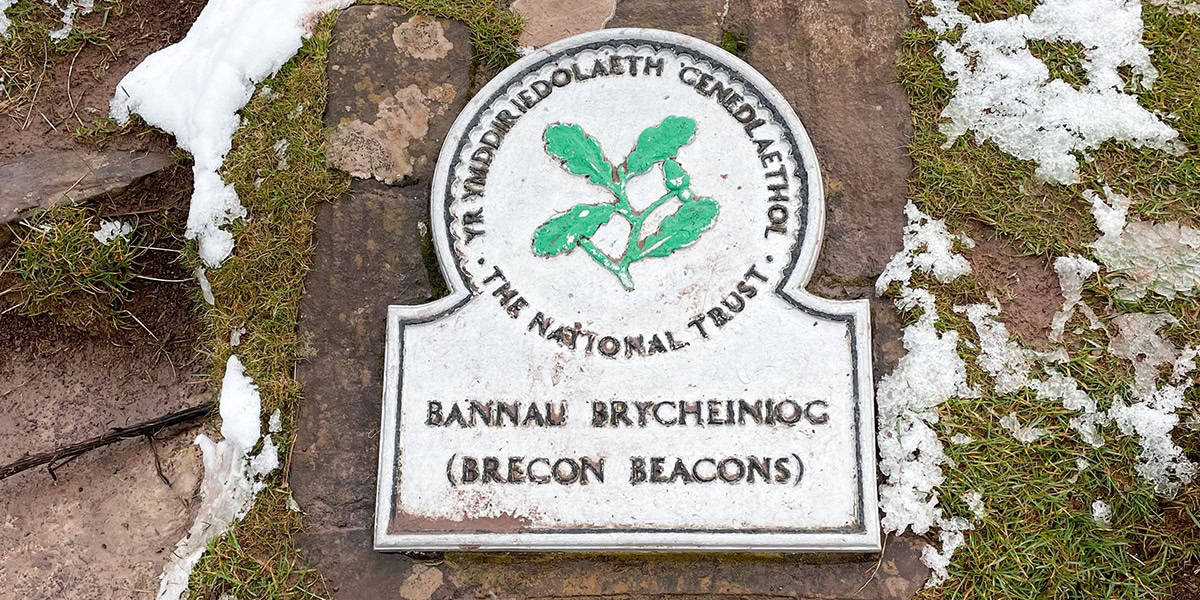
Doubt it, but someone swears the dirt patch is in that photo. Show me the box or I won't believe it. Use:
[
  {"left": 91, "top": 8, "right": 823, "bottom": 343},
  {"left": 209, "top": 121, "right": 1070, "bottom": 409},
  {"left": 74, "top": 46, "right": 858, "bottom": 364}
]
[
  {"left": 0, "top": 167, "right": 208, "bottom": 599},
  {"left": 0, "top": 0, "right": 206, "bottom": 161},
  {"left": 966, "top": 228, "right": 1061, "bottom": 348}
]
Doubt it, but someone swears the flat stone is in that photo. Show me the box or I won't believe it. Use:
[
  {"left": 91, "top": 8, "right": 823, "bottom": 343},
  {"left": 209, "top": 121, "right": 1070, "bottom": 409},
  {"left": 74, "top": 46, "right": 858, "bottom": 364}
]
[
  {"left": 512, "top": 0, "right": 616, "bottom": 47},
  {"left": 324, "top": 6, "right": 472, "bottom": 185},
  {"left": 740, "top": 0, "right": 910, "bottom": 286},
  {"left": 0, "top": 149, "right": 172, "bottom": 224},
  {"left": 609, "top": 0, "right": 730, "bottom": 43}
]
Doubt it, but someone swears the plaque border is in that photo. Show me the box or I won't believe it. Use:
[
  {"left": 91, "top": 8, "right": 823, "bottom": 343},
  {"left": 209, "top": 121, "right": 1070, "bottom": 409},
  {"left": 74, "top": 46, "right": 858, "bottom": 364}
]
[{"left": 375, "top": 28, "right": 881, "bottom": 552}]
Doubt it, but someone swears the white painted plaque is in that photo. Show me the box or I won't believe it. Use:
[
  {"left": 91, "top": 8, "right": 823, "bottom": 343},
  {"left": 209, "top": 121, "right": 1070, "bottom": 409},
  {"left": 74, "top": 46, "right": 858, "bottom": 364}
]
[{"left": 375, "top": 28, "right": 879, "bottom": 552}]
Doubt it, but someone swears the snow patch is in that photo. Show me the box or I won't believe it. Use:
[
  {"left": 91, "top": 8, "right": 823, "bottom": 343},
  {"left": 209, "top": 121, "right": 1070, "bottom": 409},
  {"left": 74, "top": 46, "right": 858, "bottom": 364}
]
[
  {"left": 1000, "top": 412, "right": 1048, "bottom": 443},
  {"left": 950, "top": 433, "right": 973, "bottom": 445},
  {"left": 1091, "top": 499, "right": 1113, "bottom": 526},
  {"left": 875, "top": 203, "right": 979, "bottom": 582},
  {"left": 1050, "top": 255, "right": 1103, "bottom": 342},
  {"left": 273, "top": 138, "right": 290, "bottom": 171},
  {"left": 47, "top": 0, "right": 94, "bottom": 40},
  {"left": 964, "top": 491, "right": 985, "bottom": 519},
  {"left": 92, "top": 219, "right": 133, "bottom": 244},
  {"left": 1149, "top": 0, "right": 1200, "bottom": 15},
  {"left": 1087, "top": 187, "right": 1200, "bottom": 300},
  {"left": 921, "top": 516, "right": 973, "bottom": 588},
  {"left": 925, "top": 0, "right": 1184, "bottom": 184},
  {"left": 1106, "top": 313, "right": 1197, "bottom": 496},
  {"left": 0, "top": 0, "right": 15, "bottom": 37},
  {"left": 877, "top": 202, "right": 975, "bottom": 294},
  {"left": 959, "top": 301, "right": 1106, "bottom": 446},
  {"left": 268, "top": 408, "right": 282, "bottom": 433},
  {"left": 230, "top": 325, "right": 246, "bottom": 347},
  {"left": 194, "top": 267, "right": 215, "bottom": 306},
  {"left": 110, "top": 0, "right": 353, "bottom": 267},
  {"left": 156, "top": 356, "right": 277, "bottom": 600}
]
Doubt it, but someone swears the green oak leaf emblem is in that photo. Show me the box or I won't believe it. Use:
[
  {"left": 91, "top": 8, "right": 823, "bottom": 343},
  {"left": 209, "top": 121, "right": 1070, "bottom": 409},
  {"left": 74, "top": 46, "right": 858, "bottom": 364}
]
[{"left": 531, "top": 116, "right": 719, "bottom": 290}]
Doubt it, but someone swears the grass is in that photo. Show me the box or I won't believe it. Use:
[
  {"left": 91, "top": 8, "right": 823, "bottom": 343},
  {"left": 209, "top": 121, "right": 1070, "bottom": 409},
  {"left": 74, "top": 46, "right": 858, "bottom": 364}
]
[
  {"left": 900, "top": 1, "right": 1200, "bottom": 597},
  {"left": 1, "top": 206, "right": 142, "bottom": 327},
  {"left": 184, "top": 3, "right": 523, "bottom": 598},
  {"left": 183, "top": 13, "right": 347, "bottom": 599}
]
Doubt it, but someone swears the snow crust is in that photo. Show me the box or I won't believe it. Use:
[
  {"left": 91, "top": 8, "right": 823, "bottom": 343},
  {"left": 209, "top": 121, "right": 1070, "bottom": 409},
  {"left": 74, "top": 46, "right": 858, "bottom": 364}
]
[
  {"left": 93, "top": 219, "right": 133, "bottom": 244},
  {"left": 156, "top": 356, "right": 278, "bottom": 600},
  {"left": 1087, "top": 187, "right": 1200, "bottom": 300},
  {"left": 925, "top": 0, "right": 1184, "bottom": 184},
  {"left": 110, "top": 0, "right": 352, "bottom": 267},
  {"left": 1106, "top": 313, "right": 1197, "bottom": 496},
  {"left": 964, "top": 491, "right": 985, "bottom": 519},
  {"left": 194, "top": 267, "right": 215, "bottom": 305},
  {"left": 999, "top": 412, "right": 1047, "bottom": 444},
  {"left": 1091, "top": 499, "right": 1113, "bottom": 526},
  {"left": 1150, "top": 0, "right": 1200, "bottom": 14},
  {"left": 0, "top": 0, "right": 14, "bottom": 36},
  {"left": 875, "top": 202, "right": 978, "bottom": 586},
  {"left": 1049, "top": 255, "right": 1102, "bottom": 342}
]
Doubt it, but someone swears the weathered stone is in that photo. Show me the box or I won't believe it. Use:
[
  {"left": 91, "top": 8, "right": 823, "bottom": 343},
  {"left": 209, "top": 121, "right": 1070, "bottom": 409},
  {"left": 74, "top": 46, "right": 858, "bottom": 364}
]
[
  {"left": 324, "top": 7, "right": 471, "bottom": 185},
  {"left": 609, "top": 0, "right": 730, "bottom": 43},
  {"left": 0, "top": 149, "right": 172, "bottom": 224},
  {"left": 512, "top": 0, "right": 616, "bottom": 47},
  {"left": 291, "top": 180, "right": 437, "bottom": 598},
  {"left": 741, "top": 0, "right": 911, "bottom": 286}
]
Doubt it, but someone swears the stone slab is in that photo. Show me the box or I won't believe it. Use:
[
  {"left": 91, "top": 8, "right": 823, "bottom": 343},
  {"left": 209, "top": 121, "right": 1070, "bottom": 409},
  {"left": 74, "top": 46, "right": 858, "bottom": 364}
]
[
  {"left": 0, "top": 149, "right": 172, "bottom": 224},
  {"left": 324, "top": 6, "right": 472, "bottom": 186}
]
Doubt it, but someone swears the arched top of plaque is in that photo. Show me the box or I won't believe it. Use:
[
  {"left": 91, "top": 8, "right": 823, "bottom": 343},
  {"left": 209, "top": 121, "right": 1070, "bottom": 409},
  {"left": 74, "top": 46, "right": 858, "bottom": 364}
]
[
  {"left": 377, "top": 28, "right": 879, "bottom": 553},
  {"left": 426, "top": 28, "right": 826, "bottom": 320}
]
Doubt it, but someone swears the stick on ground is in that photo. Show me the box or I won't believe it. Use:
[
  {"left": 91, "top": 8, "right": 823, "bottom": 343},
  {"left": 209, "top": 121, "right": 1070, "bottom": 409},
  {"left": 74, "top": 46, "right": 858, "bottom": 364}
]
[{"left": 0, "top": 403, "right": 213, "bottom": 481}]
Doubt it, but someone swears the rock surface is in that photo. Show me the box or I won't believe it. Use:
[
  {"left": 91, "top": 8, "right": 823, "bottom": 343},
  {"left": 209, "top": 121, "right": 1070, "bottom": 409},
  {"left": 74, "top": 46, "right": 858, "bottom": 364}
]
[
  {"left": 292, "top": 2, "right": 927, "bottom": 597},
  {"left": 324, "top": 7, "right": 471, "bottom": 185},
  {"left": 512, "top": 0, "right": 616, "bottom": 47},
  {"left": 0, "top": 149, "right": 172, "bottom": 224}
]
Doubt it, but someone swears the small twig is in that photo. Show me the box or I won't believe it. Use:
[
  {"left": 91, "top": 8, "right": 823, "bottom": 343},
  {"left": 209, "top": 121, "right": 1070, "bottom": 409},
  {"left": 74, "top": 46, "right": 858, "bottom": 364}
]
[
  {"left": 0, "top": 403, "right": 213, "bottom": 481},
  {"left": 133, "top": 275, "right": 193, "bottom": 283},
  {"left": 67, "top": 46, "right": 85, "bottom": 128},
  {"left": 40, "top": 111, "right": 58, "bottom": 132},
  {"left": 22, "top": 41, "right": 50, "bottom": 131},
  {"left": 61, "top": 171, "right": 89, "bottom": 200},
  {"left": 100, "top": 207, "right": 166, "bottom": 218},
  {"left": 130, "top": 245, "right": 182, "bottom": 254},
  {"left": 122, "top": 309, "right": 158, "bottom": 340},
  {"left": 146, "top": 434, "right": 172, "bottom": 487},
  {"left": 856, "top": 531, "right": 890, "bottom": 594}
]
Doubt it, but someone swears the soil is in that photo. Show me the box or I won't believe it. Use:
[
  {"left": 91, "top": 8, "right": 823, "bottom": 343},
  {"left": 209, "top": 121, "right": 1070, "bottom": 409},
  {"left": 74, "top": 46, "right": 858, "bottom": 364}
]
[
  {"left": 965, "top": 227, "right": 1062, "bottom": 348},
  {"left": 0, "top": 0, "right": 206, "bottom": 161},
  {"left": 0, "top": 167, "right": 208, "bottom": 599}
]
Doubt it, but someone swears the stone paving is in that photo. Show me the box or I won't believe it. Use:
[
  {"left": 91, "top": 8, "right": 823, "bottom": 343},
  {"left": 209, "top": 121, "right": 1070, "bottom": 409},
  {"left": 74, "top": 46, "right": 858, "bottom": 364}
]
[{"left": 290, "top": 1, "right": 926, "bottom": 597}]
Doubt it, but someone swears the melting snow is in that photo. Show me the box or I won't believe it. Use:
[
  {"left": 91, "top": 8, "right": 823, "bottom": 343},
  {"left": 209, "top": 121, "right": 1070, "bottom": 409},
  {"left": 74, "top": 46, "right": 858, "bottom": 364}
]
[
  {"left": 1150, "top": 0, "right": 1200, "bottom": 14},
  {"left": 194, "top": 267, "right": 215, "bottom": 305},
  {"left": 964, "top": 491, "right": 985, "bottom": 519},
  {"left": 875, "top": 203, "right": 978, "bottom": 585},
  {"left": 92, "top": 219, "right": 133, "bottom": 244},
  {"left": 999, "top": 413, "right": 1048, "bottom": 443},
  {"left": 925, "top": 0, "right": 1184, "bottom": 184},
  {"left": 48, "top": 0, "right": 93, "bottom": 40},
  {"left": 110, "top": 0, "right": 353, "bottom": 267},
  {"left": 156, "top": 356, "right": 278, "bottom": 600},
  {"left": 1106, "top": 313, "right": 1197, "bottom": 496},
  {"left": 1091, "top": 499, "right": 1113, "bottom": 526},
  {"left": 1049, "top": 255, "right": 1103, "bottom": 342},
  {"left": 1087, "top": 187, "right": 1200, "bottom": 300}
]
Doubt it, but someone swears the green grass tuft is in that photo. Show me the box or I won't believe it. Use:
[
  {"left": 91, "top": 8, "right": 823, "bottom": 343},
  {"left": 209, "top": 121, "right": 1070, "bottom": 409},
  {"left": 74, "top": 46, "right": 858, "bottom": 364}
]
[{"left": 2, "top": 206, "right": 142, "bottom": 328}]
